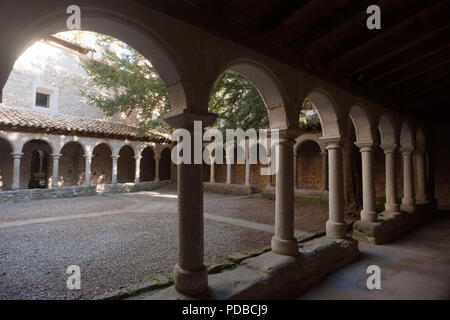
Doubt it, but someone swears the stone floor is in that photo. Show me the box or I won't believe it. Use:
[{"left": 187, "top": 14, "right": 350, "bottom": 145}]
[
  {"left": 298, "top": 211, "right": 450, "bottom": 300},
  {"left": 0, "top": 184, "right": 330, "bottom": 300}
]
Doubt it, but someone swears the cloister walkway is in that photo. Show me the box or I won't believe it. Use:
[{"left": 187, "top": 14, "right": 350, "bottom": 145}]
[{"left": 298, "top": 212, "right": 450, "bottom": 300}]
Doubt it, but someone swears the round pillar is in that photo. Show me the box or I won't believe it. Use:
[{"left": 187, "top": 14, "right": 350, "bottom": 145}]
[
  {"left": 271, "top": 133, "right": 299, "bottom": 256},
  {"left": 323, "top": 139, "right": 346, "bottom": 239}
]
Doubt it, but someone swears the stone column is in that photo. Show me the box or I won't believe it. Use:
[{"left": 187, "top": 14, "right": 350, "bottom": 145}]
[
  {"left": 84, "top": 154, "right": 92, "bottom": 187},
  {"left": 381, "top": 144, "right": 400, "bottom": 212},
  {"left": 134, "top": 155, "right": 142, "bottom": 183},
  {"left": 401, "top": 147, "right": 415, "bottom": 212},
  {"left": 154, "top": 154, "right": 160, "bottom": 182},
  {"left": 51, "top": 153, "right": 62, "bottom": 188},
  {"left": 415, "top": 150, "right": 427, "bottom": 203},
  {"left": 321, "top": 150, "right": 328, "bottom": 191},
  {"left": 266, "top": 144, "right": 274, "bottom": 188},
  {"left": 244, "top": 152, "right": 250, "bottom": 186},
  {"left": 293, "top": 152, "right": 298, "bottom": 189},
  {"left": 11, "top": 152, "right": 23, "bottom": 190},
  {"left": 272, "top": 130, "right": 299, "bottom": 256},
  {"left": 322, "top": 138, "right": 346, "bottom": 239},
  {"left": 226, "top": 162, "right": 232, "bottom": 184},
  {"left": 111, "top": 155, "right": 119, "bottom": 185},
  {"left": 164, "top": 110, "right": 216, "bottom": 296},
  {"left": 356, "top": 142, "right": 377, "bottom": 222},
  {"left": 209, "top": 155, "right": 215, "bottom": 183}
]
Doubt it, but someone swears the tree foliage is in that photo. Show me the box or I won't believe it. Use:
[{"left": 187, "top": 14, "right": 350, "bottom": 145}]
[
  {"left": 80, "top": 35, "right": 170, "bottom": 136},
  {"left": 80, "top": 34, "right": 321, "bottom": 135},
  {"left": 208, "top": 70, "right": 269, "bottom": 132}
]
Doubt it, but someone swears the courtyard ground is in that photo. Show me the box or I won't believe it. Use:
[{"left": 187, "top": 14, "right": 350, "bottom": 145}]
[{"left": 0, "top": 184, "right": 331, "bottom": 300}]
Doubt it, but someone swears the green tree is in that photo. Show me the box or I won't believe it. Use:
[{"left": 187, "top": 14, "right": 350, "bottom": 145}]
[
  {"left": 80, "top": 35, "right": 170, "bottom": 137},
  {"left": 208, "top": 70, "right": 269, "bottom": 132}
]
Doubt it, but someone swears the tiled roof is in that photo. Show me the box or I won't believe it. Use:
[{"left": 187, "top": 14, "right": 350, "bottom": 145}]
[{"left": 0, "top": 106, "right": 168, "bottom": 142}]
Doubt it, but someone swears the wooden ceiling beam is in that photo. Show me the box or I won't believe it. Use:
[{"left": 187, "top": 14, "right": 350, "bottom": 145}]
[
  {"left": 350, "top": 23, "right": 450, "bottom": 77},
  {"left": 329, "top": 0, "right": 450, "bottom": 73}
]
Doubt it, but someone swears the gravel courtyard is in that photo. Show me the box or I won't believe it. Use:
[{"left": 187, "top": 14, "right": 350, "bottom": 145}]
[{"left": 0, "top": 184, "right": 331, "bottom": 300}]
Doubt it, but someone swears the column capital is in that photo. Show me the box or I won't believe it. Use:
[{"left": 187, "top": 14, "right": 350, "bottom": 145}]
[
  {"left": 154, "top": 155, "right": 161, "bottom": 161},
  {"left": 319, "top": 136, "right": 341, "bottom": 149},
  {"left": 50, "top": 153, "right": 63, "bottom": 159},
  {"left": 134, "top": 155, "right": 142, "bottom": 160},
  {"left": 164, "top": 109, "right": 217, "bottom": 129},
  {"left": 111, "top": 154, "right": 120, "bottom": 160},
  {"left": 380, "top": 144, "right": 398, "bottom": 153},
  {"left": 354, "top": 140, "right": 375, "bottom": 151},
  {"left": 400, "top": 146, "right": 414, "bottom": 154},
  {"left": 84, "top": 154, "right": 93, "bottom": 160},
  {"left": 10, "top": 152, "right": 24, "bottom": 159}
]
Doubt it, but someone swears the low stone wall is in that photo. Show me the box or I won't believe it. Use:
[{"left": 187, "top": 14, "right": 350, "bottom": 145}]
[
  {"left": 145, "top": 237, "right": 359, "bottom": 300},
  {"left": 203, "top": 182, "right": 256, "bottom": 196},
  {"left": 353, "top": 203, "right": 435, "bottom": 244},
  {"left": 261, "top": 186, "right": 329, "bottom": 203},
  {"left": 98, "top": 180, "right": 171, "bottom": 194},
  {"left": 0, "top": 185, "right": 97, "bottom": 203},
  {"left": 0, "top": 181, "right": 171, "bottom": 203}
]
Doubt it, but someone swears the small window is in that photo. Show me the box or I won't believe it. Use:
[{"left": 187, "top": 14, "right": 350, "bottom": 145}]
[{"left": 35, "top": 92, "right": 50, "bottom": 108}]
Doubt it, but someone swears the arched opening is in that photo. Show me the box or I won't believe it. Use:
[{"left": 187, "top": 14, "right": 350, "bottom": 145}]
[
  {"left": 60, "top": 141, "right": 86, "bottom": 187},
  {"left": 0, "top": 137, "right": 13, "bottom": 190},
  {"left": 304, "top": 90, "right": 341, "bottom": 139},
  {"left": 118, "top": 145, "right": 135, "bottom": 183},
  {"left": 295, "top": 140, "right": 322, "bottom": 190},
  {"left": 91, "top": 143, "right": 112, "bottom": 186},
  {"left": 21, "top": 139, "right": 53, "bottom": 189},
  {"left": 140, "top": 147, "right": 156, "bottom": 182},
  {"left": 159, "top": 148, "right": 172, "bottom": 181}
]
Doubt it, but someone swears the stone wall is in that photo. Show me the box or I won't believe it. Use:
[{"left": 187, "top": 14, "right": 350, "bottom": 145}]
[
  {"left": 91, "top": 143, "right": 112, "bottom": 185},
  {"left": 296, "top": 141, "right": 322, "bottom": 190},
  {"left": 1, "top": 36, "right": 140, "bottom": 125},
  {"left": 0, "top": 180, "right": 170, "bottom": 204},
  {"left": 59, "top": 142, "right": 85, "bottom": 187}
]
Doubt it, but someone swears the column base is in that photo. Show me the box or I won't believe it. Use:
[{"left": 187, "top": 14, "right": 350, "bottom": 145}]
[
  {"left": 271, "top": 236, "right": 299, "bottom": 256},
  {"left": 326, "top": 220, "right": 347, "bottom": 239},
  {"left": 401, "top": 198, "right": 416, "bottom": 213},
  {"left": 174, "top": 264, "right": 208, "bottom": 296},
  {"left": 361, "top": 210, "right": 378, "bottom": 222},
  {"left": 384, "top": 202, "right": 400, "bottom": 212}
]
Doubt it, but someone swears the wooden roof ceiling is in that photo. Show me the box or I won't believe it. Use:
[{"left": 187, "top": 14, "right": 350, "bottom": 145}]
[{"left": 136, "top": 0, "right": 450, "bottom": 123}]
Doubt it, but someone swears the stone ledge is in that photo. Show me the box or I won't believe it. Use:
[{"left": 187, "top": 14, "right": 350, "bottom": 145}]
[
  {"left": 203, "top": 182, "right": 256, "bottom": 196},
  {"left": 353, "top": 203, "right": 434, "bottom": 245},
  {"left": 0, "top": 181, "right": 171, "bottom": 203},
  {"left": 98, "top": 180, "right": 171, "bottom": 194},
  {"left": 141, "top": 237, "right": 359, "bottom": 300}
]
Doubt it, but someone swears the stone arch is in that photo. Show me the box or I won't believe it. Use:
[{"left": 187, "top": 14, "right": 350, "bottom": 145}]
[
  {"left": 20, "top": 137, "right": 55, "bottom": 154},
  {"left": 118, "top": 145, "right": 135, "bottom": 183},
  {"left": 0, "top": 5, "right": 187, "bottom": 113},
  {"left": 0, "top": 136, "right": 14, "bottom": 190},
  {"left": 59, "top": 141, "right": 86, "bottom": 187},
  {"left": 20, "top": 139, "right": 53, "bottom": 189},
  {"left": 211, "top": 59, "right": 289, "bottom": 129},
  {"left": 305, "top": 89, "right": 341, "bottom": 138},
  {"left": 400, "top": 121, "right": 415, "bottom": 149},
  {"left": 91, "top": 143, "right": 112, "bottom": 185},
  {"left": 140, "top": 146, "right": 156, "bottom": 182},
  {"left": 295, "top": 133, "right": 324, "bottom": 154},
  {"left": 349, "top": 104, "right": 374, "bottom": 143},
  {"left": 378, "top": 114, "right": 397, "bottom": 146}
]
